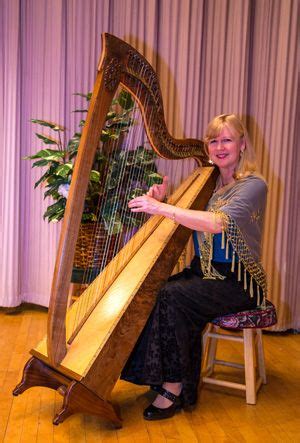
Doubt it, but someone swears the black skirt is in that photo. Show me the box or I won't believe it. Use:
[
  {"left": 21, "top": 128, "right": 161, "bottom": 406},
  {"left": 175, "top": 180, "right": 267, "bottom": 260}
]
[{"left": 121, "top": 257, "right": 258, "bottom": 407}]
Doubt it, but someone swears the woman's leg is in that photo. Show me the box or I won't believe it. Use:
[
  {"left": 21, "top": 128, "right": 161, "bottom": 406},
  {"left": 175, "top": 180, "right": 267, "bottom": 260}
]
[{"left": 121, "top": 262, "right": 258, "bottom": 410}]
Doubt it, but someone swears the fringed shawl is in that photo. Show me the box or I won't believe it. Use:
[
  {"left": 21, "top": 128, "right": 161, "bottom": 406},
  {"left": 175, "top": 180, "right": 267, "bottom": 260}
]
[{"left": 197, "top": 175, "right": 268, "bottom": 306}]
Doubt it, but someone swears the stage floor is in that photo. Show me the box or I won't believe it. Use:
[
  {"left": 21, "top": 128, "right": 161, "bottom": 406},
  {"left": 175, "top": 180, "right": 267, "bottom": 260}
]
[{"left": 1, "top": 306, "right": 299, "bottom": 442}]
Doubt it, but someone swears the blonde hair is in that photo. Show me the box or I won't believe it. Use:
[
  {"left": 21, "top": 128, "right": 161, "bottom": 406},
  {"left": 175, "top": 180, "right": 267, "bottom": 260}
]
[{"left": 204, "top": 114, "right": 257, "bottom": 179}]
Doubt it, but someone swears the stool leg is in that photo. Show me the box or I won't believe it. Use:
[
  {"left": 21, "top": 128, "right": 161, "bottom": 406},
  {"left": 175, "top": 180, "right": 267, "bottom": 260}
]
[
  {"left": 202, "top": 324, "right": 212, "bottom": 375},
  {"left": 256, "top": 329, "right": 267, "bottom": 384},
  {"left": 203, "top": 324, "right": 218, "bottom": 377},
  {"left": 244, "top": 329, "right": 256, "bottom": 404},
  {"left": 202, "top": 323, "right": 211, "bottom": 355}
]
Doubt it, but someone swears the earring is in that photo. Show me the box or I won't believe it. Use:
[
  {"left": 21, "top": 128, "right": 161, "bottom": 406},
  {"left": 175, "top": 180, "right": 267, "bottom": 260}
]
[{"left": 208, "top": 158, "right": 214, "bottom": 165}]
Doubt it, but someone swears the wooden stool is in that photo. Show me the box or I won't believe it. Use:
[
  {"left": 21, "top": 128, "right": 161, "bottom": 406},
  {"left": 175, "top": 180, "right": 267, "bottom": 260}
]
[{"left": 201, "top": 300, "right": 277, "bottom": 404}]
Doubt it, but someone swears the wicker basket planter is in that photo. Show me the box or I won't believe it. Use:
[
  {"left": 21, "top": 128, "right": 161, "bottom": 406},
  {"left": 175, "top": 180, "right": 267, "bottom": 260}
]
[{"left": 71, "top": 222, "right": 117, "bottom": 283}]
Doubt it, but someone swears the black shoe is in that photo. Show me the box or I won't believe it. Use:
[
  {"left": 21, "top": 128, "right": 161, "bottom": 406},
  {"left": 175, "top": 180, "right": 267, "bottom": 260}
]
[
  {"left": 143, "top": 387, "right": 182, "bottom": 421},
  {"left": 150, "top": 384, "right": 161, "bottom": 393}
]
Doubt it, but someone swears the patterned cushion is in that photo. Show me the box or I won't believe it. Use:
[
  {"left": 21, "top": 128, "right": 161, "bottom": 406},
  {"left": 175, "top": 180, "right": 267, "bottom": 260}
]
[{"left": 212, "top": 300, "right": 277, "bottom": 329}]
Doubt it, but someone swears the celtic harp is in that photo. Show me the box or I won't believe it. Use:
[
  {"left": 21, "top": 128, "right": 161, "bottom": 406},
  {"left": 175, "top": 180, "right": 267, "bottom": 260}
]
[{"left": 13, "top": 34, "right": 217, "bottom": 427}]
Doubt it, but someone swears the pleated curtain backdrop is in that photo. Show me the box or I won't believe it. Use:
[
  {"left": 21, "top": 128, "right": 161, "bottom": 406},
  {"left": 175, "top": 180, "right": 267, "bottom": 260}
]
[{"left": 0, "top": 0, "right": 298, "bottom": 330}]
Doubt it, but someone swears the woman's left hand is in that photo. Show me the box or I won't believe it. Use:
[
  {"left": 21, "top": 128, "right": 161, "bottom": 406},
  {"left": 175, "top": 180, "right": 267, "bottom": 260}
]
[{"left": 128, "top": 195, "right": 162, "bottom": 215}]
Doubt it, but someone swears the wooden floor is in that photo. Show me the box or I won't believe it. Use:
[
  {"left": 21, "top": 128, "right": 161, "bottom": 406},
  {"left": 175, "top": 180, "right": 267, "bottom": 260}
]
[{"left": 1, "top": 306, "right": 299, "bottom": 443}]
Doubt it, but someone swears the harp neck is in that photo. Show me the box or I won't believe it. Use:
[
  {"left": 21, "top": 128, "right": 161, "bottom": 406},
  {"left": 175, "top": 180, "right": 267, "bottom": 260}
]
[{"left": 100, "top": 33, "right": 208, "bottom": 164}]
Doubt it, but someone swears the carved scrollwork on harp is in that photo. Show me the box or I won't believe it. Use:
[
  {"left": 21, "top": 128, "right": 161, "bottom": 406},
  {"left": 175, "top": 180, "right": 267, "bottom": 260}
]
[
  {"left": 127, "top": 50, "right": 164, "bottom": 114},
  {"left": 104, "top": 57, "right": 123, "bottom": 92}
]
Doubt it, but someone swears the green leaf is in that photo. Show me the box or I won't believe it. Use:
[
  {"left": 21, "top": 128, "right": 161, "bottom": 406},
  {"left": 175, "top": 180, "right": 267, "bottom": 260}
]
[
  {"left": 146, "top": 172, "right": 163, "bottom": 186},
  {"left": 46, "top": 174, "right": 66, "bottom": 185},
  {"left": 117, "top": 90, "right": 134, "bottom": 110},
  {"left": 73, "top": 92, "right": 92, "bottom": 101},
  {"left": 67, "top": 133, "right": 81, "bottom": 154},
  {"left": 24, "top": 148, "right": 64, "bottom": 160},
  {"left": 44, "top": 181, "right": 66, "bottom": 199},
  {"left": 44, "top": 176, "right": 67, "bottom": 191},
  {"left": 100, "top": 130, "right": 110, "bottom": 142},
  {"left": 81, "top": 213, "right": 97, "bottom": 222},
  {"left": 95, "top": 150, "right": 106, "bottom": 162},
  {"left": 136, "top": 147, "right": 156, "bottom": 165},
  {"left": 128, "top": 187, "right": 144, "bottom": 199},
  {"left": 31, "top": 119, "right": 64, "bottom": 131},
  {"left": 106, "top": 176, "right": 118, "bottom": 190},
  {"left": 32, "top": 159, "right": 50, "bottom": 167},
  {"left": 44, "top": 187, "right": 58, "bottom": 198},
  {"left": 103, "top": 213, "right": 123, "bottom": 235},
  {"left": 90, "top": 170, "right": 100, "bottom": 183},
  {"left": 68, "top": 149, "right": 78, "bottom": 160},
  {"left": 105, "top": 111, "right": 116, "bottom": 121},
  {"left": 35, "top": 133, "right": 59, "bottom": 145},
  {"left": 47, "top": 207, "right": 65, "bottom": 222},
  {"left": 48, "top": 215, "right": 61, "bottom": 223},
  {"left": 106, "top": 118, "right": 132, "bottom": 128},
  {"left": 43, "top": 199, "right": 66, "bottom": 220},
  {"left": 34, "top": 170, "right": 52, "bottom": 188},
  {"left": 55, "top": 162, "right": 73, "bottom": 178}
]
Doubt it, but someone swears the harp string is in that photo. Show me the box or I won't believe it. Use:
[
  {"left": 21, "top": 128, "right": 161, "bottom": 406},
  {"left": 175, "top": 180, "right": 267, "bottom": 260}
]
[
  {"left": 98, "top": 68, "right": 150, "bottom": 267},
  {"left": 70, "top": 63, "right": 159, "bottom": 336},
  {"left": 73, "top": 71, "right": 159, "bottom": 333},
  {"left": 71, "top": 118, "right": 128, "bottom": 331},
  {"left": 81, "top": 101, "right": 143, "bottom": 325},
  {"left": 71, "top": 91, "right": 133, "bottom": 329},
  {"left": 96, "top": 66, "right": 155, "bottom": 282},
  {"left": 110, "top": 63, "right": 160, "bottom": 266}
]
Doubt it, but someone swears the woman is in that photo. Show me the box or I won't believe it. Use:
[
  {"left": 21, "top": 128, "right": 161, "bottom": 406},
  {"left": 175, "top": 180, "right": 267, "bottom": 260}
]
[{"left": 121, "top": 114, "right": 268, "bottom": 420}]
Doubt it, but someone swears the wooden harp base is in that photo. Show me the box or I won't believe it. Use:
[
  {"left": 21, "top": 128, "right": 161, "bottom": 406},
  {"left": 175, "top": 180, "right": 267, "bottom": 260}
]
[{"left": 12, "top": 357, "right": 122, "bottom": 428}]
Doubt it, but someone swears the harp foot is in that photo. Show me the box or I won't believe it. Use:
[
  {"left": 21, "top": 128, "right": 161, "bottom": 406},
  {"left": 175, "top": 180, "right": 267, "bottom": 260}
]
[
  {"left": 53, "top": 380, "right": 122, "bottom": 428},
  {"left": 13, "top": 356, "right": 66, "bottom": 395},
  {"left": 13, "top": 357, "right": 122, "bottom": 428}
]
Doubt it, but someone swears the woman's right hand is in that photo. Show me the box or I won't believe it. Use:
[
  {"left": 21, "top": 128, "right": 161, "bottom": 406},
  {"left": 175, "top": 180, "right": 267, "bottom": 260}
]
[{"left": 147, "top": 176, "right": 169, "bottom": 202}]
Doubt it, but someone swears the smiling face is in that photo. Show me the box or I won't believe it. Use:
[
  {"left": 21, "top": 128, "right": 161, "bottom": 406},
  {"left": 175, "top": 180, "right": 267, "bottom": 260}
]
[{"left": 207, "top": 126, "right": 245, "bottom": 174}]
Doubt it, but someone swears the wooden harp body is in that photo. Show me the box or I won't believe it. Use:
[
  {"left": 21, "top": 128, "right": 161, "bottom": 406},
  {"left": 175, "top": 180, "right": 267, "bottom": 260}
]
[{"left": 13, "top": 34, "right": 217, "bottom": 427}]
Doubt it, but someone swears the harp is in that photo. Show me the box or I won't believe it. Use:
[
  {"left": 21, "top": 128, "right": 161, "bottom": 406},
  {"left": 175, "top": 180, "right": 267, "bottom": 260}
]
[{"left": 13, "top": 34, "right": 217, "bottom": 427}]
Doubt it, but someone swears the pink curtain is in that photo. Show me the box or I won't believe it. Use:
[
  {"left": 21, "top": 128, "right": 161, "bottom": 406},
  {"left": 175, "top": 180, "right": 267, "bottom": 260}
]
[
  {"left": 0, "top": 0, "right": 298, "bottom": 330},
  {"left": 1, "top": 0, "right": 21, "bottom": 307}
]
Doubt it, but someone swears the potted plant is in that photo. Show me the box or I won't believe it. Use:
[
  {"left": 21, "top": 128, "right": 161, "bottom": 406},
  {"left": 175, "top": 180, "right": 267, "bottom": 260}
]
[{"left": 25, "top": 90, "right": 162, "bottom": 282}]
